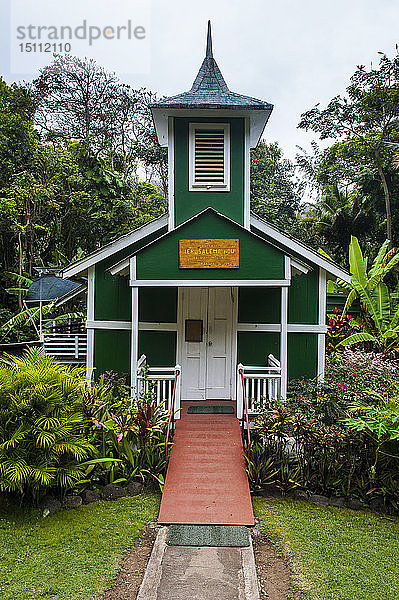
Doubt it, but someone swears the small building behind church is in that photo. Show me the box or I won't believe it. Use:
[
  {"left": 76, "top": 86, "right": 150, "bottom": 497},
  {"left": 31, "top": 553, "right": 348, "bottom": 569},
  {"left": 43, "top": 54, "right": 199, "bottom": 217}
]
[{"left": 62, "top": 23, "right": 349, "bottom": 419}]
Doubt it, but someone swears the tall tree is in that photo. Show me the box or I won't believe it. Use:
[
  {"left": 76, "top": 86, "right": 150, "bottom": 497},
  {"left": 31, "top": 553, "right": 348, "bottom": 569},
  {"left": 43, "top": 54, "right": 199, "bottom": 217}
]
[
  {"left": 250, "top": 141, "right": 301, "bottom": 231},
  {"left": 298, "top": 52, "right": 399, "bottom": 246},
  {"left": 30, "top": 55, "right": 165, "bottom": 180}
]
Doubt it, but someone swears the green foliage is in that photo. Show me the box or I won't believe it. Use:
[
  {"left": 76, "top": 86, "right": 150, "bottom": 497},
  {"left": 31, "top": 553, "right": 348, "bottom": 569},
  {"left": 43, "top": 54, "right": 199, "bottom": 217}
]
[
  {"left": 0, "top": 348, "right": 94, "bottom": 497},
  {"left": 82, "top": 373, "right": 170, "bottom": 488},
  {"left": 0, "top": 494, "right": 160, "bottom": 600},
  {"left": 254, "top": 497, "right": 399, "bottom": 600},
  {"left": 248, "top": 351, "right": 399, "bottom": 507},
  {"left": 336, "top": 236, "right": 399, "bottom": 352},
  {"left": 250, "top": 141, "right": 302, "bottom": 231},
  {"left": 298, "top": 51, "right": 399, "bottom": 246},
  {"left": 326, "top": 307, "right": 364, "bottom": 354}
]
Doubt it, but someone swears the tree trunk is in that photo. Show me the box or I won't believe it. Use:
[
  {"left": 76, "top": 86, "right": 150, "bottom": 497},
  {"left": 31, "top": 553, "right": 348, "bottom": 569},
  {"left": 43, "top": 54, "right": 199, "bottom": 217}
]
[{"left": 375, "top": 150, "right": 393, "bottom": 247}]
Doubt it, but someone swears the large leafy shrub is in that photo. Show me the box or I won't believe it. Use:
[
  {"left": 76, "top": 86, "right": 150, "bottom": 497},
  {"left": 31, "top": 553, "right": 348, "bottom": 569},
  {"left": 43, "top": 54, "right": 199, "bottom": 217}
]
[
  {"left": 0, "top": 348, "right": 94, "bottom": 498},
  {"left": 83, "top": 373, "right": 169, "bottom": 489},
  {"left": 248, "top": 351, "right": 399, "bottom": 508}
]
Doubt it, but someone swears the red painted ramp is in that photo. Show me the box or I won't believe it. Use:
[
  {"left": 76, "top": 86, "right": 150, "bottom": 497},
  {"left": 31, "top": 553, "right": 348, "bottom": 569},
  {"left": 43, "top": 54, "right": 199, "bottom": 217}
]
[{"left": 158, "top": 415, "right": 254, "bottom": 525}]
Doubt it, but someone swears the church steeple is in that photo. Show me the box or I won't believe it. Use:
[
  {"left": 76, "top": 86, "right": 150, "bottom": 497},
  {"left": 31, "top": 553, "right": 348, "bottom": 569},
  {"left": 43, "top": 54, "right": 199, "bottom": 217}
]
[
  {"left": 206, "top": 20, "right": 213, "bottom": 58},
  {"left": 150, "top": 21, "right": 273, "bottom": 111}
]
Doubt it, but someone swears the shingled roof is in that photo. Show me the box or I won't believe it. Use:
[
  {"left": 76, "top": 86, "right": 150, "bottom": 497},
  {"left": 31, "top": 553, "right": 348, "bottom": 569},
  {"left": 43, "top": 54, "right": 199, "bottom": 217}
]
[{"left": 150, "top": 22, "right": 273, "bottom": 111}]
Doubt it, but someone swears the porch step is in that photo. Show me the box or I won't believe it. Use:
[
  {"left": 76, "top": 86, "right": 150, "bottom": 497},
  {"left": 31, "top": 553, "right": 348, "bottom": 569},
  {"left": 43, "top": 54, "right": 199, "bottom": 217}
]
[{"left": 158, "top": 415, "right": 254, "bottom": 526}]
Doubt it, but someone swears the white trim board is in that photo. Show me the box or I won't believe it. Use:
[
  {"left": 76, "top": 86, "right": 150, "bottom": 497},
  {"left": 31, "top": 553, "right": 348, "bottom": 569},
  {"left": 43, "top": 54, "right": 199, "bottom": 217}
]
[
  {"left": 86, "top": 266, "right": 95, "bottom": 381},
  {"left": 168, "top": 117, "right": 175, "bottom": 231},
  {"left": 130, "top": 257, "right": 139, "bottom": 393},
  {"left": 151, "top": 108, "right": 272, "bottom": 148},
  {"left": 250, "top": 213, "right": 350, "bottom": 282},
  {"left": 244, "top": 117, "right": 250, "bottom": 230},
  {"left": 317, "top": 269, "right": 327, "bottom": 381},
  {"left": 236, "top": 323, "right": 327, "bottom": 333},
  {"left": 62, "top": 214, "right": 168, "bottom": 278},
  {"left": 129, "top": 279, "right": 291, "bottom": 287}
]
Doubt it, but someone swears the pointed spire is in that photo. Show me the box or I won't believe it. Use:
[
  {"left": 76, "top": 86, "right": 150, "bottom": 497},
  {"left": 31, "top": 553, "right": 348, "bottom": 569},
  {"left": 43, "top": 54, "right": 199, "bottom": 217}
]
[
  {"left": 206, "top": 20, "right": 213, "bottom": 58},
  {"left": 149, "top": 23, "right": 273, "bottom": 113}
]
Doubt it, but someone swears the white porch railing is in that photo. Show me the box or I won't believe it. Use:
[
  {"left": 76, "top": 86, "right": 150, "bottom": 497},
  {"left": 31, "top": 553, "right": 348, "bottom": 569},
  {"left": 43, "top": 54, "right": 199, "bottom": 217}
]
[
  {"left": 236, "top": 354, "right": 281, "bottom": 419},
  {"left": 43, "top": 333, "right": 87, "bottom": 363},
  {"left": 136, "top": 354, "right": 181, "bottom": 417}
]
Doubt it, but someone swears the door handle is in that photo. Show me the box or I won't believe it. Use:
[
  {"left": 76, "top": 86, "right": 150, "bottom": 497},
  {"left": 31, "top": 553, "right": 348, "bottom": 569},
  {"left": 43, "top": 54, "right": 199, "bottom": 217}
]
[{"left": 208, "top": 341, "right": 213, "bottom": 346}]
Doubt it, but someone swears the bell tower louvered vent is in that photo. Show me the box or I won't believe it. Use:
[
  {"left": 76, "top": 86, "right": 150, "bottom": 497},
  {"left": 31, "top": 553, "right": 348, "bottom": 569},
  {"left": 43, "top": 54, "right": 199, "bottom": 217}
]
[
  {"left": 189, "top": 123, "right": 230, "bottom": 191},
  {"left": 194, "top": 129, "right": 224, "bottom": 184}
]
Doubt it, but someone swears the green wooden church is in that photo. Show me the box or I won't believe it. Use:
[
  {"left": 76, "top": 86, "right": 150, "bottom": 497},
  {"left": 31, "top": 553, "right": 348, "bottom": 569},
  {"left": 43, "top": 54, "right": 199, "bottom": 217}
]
[{"left": 63, "top": 23, "right": 349, "bottom": 419}]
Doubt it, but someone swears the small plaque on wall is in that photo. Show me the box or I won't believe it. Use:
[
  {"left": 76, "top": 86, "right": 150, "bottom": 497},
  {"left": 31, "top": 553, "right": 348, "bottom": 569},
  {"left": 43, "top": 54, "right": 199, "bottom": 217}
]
[{"left": 179, "top": 239, "right": 239, "bottom": 269}]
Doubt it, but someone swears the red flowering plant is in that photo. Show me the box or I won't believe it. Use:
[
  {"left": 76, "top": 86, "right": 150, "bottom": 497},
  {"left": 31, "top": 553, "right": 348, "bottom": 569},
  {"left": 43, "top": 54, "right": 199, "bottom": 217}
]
[{"left": 326, "top": 307, "right": 364, "bottom": 354}]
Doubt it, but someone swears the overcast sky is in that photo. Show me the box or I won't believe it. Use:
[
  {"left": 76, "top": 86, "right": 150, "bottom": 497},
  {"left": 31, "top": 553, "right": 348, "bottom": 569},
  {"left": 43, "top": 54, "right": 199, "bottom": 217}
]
[{"left": 1, "top": 0, "right": 399, "bottom": 160}]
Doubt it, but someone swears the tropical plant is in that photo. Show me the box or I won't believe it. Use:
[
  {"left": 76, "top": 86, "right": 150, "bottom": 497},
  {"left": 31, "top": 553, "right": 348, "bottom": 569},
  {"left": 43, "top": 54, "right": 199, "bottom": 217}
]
[
  {"left": 343, "top": 394, "right": 399, "bottom": 481},
  {"left": 336, "top": 237, "right": 399, "bottom": 353},
  {"left": 298, "top": 51, "right": 399, "bottom": 246},
  {"left": 0, "top": 348, "right": 95, "bottom": 498},
  {"left": 326, "top": 307, "right": 364, "bottom": 354}
]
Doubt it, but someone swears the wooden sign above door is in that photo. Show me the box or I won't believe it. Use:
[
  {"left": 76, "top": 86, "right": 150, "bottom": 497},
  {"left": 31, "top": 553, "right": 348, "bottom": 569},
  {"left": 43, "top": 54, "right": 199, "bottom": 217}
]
[{"left": 179, "top": 239, "right": 239, "bottom": 269}]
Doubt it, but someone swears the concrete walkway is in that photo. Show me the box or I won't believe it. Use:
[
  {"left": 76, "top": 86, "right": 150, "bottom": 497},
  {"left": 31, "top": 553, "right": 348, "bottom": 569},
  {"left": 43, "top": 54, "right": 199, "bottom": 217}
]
[{"left": 136, "top": 528, "right": 260, "bottom": 600}]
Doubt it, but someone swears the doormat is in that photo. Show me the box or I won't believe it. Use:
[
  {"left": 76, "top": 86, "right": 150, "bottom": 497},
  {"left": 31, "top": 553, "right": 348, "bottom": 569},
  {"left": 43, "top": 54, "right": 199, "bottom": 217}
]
[
  {"left": 187, "top": 406, "right": 234, "bottom": 414},
  {"left": 166, "top": 525, "right": 250, "bottom": 547}
]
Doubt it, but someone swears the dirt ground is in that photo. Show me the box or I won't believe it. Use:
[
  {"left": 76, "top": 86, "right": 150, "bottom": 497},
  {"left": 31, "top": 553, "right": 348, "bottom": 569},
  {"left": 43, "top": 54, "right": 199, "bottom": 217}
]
[
  {"left": 97, "top": 522, "right": 297, "bottom": 600},
  {"left": 96, "top": 523, "right": 160, "bottom": 600}
]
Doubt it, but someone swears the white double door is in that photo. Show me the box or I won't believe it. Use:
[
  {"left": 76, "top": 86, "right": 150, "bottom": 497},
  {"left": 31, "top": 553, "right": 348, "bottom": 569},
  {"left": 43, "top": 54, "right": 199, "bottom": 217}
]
[{"left": 178, "top": 287, "right": 236, "bottom": 400}]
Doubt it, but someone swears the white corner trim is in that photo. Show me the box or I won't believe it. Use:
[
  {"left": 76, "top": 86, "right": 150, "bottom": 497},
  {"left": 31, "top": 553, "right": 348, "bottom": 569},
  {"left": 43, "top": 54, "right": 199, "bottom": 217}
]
[
  {"left": 251, "top": 214, "right": 351, "bottom": 282},
  {"left": 244, "top": 117, "right": 250, "bottom": 230},
  {"left": 188, "top": 122, "right": 230, "bottom": 192},
  {"left": 168, "top": 117, "right": 175, "bottom": 230},
  {"left": 280, "top": 287, "right": 288, "bottom": 399},
  {"left": 130, "top": 257, "right": 139, "bottom": 393},
  {"left": 62, "top": 214, "right": 168, "bottom": 278},
  {"left": 129, "top": 279, "right": 291, "bottom": 288},
  {"left": 317, "top": 268, "right": 327, "bottom": 381},
  {"left": 284, "top": 255, "right": 291, "bottom": 281},
  {"left": 86, "top": 266, "right": 95, "bottom": 380}
]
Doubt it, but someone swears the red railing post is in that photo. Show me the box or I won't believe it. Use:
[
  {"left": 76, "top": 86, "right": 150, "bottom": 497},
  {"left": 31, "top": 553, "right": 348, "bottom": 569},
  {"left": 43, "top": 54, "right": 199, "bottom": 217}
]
[
  {"left": 164, "top": 368, "right": 180, "bottom": 471},
  {"left": 239, "top": 368, "right": 251, "bottom": 458}
]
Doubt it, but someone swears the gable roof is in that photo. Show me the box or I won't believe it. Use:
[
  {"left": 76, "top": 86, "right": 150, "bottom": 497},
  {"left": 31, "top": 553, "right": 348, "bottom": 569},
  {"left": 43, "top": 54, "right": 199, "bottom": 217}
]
[
  {"left": 150, "top": 22, "right": 273, "bottom": 112},
  {"left": 62, "top": 213, "right": 168, "bottom": 278},
  {"left": 250, "top": 212, "right": 350, "bottom": 282},
  {"left": 108, "top": 207, "right": 311, "bottom": 277}
]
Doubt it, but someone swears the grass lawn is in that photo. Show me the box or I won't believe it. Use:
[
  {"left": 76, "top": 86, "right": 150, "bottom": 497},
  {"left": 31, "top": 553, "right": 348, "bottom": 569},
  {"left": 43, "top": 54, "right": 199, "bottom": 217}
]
[
  {"left": 0, "top": 493, "right": 160, "bottom": 600},
  {"left": 253, "top": 497, "right": 399, "bottom": 600}
]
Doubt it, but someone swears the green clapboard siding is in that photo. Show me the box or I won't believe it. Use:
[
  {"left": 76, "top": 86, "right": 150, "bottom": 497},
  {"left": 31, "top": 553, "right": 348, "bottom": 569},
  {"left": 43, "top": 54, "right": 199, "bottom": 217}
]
[
  {"left": 237, "top": 332, "right": 280, "bottom": 366},
  {"left": 287, "top": 333, "right": 318, "bottom": 379},
  {"left": 139, "top": 288, "right": 177, "bottom": 322},
  {"left": 95, "top": 260, "right": 131, "bottom": 321},
  {"left": 174, "top": 117, "right": 244, "bottom": 226},
  {"left": 137, "top": 211, "right": 284, "bottom": 281},
  {"left": 238, "top": 288, "right": 281, "bottom": 323},
  {"left": 288, "top": 269, "right": 319, "bottom": 324},
  {"left": 94, "top": 329, "right": 131, "bottom": 380},
  {"left": 138, "top": 331, "right": 177, "bottom": 367},
  {"left": 94, "top": 225, "right": 168, "bottom": 321}
]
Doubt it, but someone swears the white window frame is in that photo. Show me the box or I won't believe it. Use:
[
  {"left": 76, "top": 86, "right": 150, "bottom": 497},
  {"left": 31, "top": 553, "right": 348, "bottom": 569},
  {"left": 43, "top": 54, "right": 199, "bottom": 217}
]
[{"left": 189, "top": 122, "right": 230, "bottom": 192}]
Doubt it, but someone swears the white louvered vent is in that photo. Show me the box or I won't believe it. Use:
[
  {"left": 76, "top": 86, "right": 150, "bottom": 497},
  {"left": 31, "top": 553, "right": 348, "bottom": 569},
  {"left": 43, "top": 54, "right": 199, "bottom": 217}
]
[
  {"left": 189, "top": 123, "right": 230, "bottom": 191},
  {"left": 194, "top": 129, "right": 225, "bottom": 184}
]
